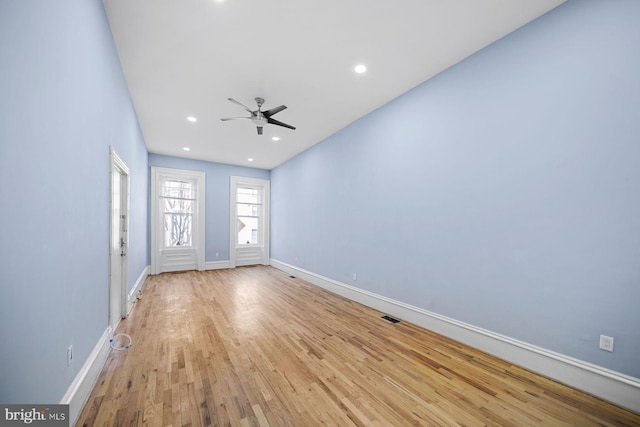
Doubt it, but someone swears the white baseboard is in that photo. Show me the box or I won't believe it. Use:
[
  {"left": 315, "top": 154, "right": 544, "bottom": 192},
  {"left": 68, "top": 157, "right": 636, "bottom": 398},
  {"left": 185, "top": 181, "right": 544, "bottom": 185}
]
[
  {"left": 270, "top": 259, "right": 640, "bottom": 413},
  {"left": 60, "top": 326, "right": 113, "bottom": 426},
  {"left": 61, "top": 267, "right": 150, "bottom": 425},
  {"left": 127, "top": 265, "right": 150, "bottom": 314},
  {"left": 206, "top": 260, "right": 231, "bottom": 270}
]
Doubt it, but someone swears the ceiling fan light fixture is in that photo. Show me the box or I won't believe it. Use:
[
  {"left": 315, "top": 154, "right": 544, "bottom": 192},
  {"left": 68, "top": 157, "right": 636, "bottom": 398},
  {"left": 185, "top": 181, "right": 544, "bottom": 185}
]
[{"left": 251, "top": 116, "right": 268, "bottom": 126}]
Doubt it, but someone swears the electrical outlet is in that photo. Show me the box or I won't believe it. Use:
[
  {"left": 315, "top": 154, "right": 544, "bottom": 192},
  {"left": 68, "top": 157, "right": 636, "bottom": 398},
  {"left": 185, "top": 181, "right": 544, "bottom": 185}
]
[
  {"left": 599, "top": 335, "right": 614, "bottom": 352},
  {"left": 215, "top": 252, "right": 219, "bottom": 257},
  {"left": 352, "top": 273, "right": 357, "bottom": 281},
  {"left": 67, "top": 345, "right": 73, "bottom": 366}
]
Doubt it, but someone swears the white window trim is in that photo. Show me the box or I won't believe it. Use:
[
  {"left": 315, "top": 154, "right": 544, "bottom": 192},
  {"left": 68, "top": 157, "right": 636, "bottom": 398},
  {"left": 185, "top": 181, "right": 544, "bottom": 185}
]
[
  {"left": 229, "top": 176, "right": 270, "bottom": 268},
  {"left": 151, "top": 167, "right": 206, "bottom": 274}
]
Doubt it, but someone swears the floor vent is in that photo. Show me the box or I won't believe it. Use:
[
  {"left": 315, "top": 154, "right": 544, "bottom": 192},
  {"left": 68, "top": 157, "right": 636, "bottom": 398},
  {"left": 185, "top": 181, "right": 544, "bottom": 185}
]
[
  {"left": 381, "top": 315, "right": 400, "bottom": 323},
  {"left": 289, "top": 275, "right": 296, "bottom": 279}
]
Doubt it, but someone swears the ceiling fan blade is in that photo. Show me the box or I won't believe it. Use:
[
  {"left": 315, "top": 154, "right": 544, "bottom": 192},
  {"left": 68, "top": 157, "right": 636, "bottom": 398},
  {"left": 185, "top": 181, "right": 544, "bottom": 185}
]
[
  {"left": 257, "top": 126, "right": 263, "bottom": 135},
  {"left": 267, "top": 117, "right": 296, "bottom": 130},
  {"left": 228, "top": 98, "right": 254, "bottom": 114},
  {"left": 263, "top": 105, "right": 287, "bottom": 117},
  {"left": 220, "top": 117, "right": 251, "bottom": 121}
]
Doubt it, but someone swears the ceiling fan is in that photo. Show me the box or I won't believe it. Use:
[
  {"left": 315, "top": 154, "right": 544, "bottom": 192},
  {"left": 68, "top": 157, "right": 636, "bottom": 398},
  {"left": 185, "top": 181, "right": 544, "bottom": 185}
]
[{"left": 221, "top": 97, "right": 296, "bottom": 135}]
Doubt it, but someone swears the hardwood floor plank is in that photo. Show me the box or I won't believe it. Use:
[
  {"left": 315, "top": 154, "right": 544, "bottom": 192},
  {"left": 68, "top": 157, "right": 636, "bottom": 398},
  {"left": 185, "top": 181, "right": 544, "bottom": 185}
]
[{"left": 76, "top": 266, "right": 640, "bottom": 426}]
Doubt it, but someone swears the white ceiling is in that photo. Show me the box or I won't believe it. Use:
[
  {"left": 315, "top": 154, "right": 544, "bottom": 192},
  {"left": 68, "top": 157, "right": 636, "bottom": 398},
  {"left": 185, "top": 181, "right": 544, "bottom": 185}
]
[{"left": 103, "top": 0, "right": 565, "bottom": 170}]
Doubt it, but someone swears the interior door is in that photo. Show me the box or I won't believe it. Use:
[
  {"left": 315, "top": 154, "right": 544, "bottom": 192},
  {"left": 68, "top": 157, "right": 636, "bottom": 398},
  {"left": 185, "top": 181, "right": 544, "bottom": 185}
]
[
  {"left": 110, "top": 148, "right": 129, "bottom": 331},
  {"left": 230, "top": 176, "right": 270, "bottom": 267}
]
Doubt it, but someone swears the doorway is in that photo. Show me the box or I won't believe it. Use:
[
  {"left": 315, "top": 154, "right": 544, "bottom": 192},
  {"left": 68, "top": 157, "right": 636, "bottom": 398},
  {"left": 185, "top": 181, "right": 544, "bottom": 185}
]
[{"left": 109, "top": 147, "right": 129, "bottom": 331}]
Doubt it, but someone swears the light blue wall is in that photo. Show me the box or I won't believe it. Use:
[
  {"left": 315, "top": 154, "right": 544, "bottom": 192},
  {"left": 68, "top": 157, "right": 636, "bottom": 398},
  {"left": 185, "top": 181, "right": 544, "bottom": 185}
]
[
  {"left": 148, "top": 154, "right": 270, "bottom": 263},
  {"left": 0, "top": 0, "right": 148, "bottom": 403},
  {"left": 271, "top": 0, "right": 640, "bottom": 378}
]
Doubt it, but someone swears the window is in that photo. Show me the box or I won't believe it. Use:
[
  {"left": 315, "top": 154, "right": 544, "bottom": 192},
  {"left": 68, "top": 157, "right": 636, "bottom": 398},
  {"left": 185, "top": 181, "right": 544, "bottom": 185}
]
[
  {"left": 151, "top": 167, "right": 205, "bottom": 274},
  {"left": 229, "top": 176, "right": 269, "bottom": 267},
  {"left": 161, "top": 179, "right": 194, "bottom": 247},
  {"left": 236, "top": 186, "right": 261, "bottom": 245}
]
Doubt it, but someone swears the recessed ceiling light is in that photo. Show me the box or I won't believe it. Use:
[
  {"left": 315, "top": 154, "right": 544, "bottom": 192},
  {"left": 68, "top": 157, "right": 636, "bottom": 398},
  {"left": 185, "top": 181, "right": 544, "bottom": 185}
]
[
  {"left": 248, "top": 158, "right": 254, "bottom": 162},
  {"left": 354, "top": 64, "right": 367, "bottom": 74},
  {"left": 183, "top": 147, "right": 191, "bottom": 151},
  {"left": 272, "top": 136, "right": 280, "bottom": 141},
  {"left": 186, "top": 116, "right": 197, "bottom": 122}
]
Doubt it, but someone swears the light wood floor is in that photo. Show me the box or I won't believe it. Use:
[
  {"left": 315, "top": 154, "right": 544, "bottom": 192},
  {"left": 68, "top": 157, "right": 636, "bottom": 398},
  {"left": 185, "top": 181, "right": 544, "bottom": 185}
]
[{"left": 76, "top": 266, "right": 640, "bottom": 426}]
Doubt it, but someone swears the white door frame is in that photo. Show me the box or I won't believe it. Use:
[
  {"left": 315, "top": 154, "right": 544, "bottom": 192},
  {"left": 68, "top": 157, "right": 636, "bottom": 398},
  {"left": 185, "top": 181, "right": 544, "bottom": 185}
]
[
  {"left": 151, "top": 167, "right": 206, "bottom": 274},
  {"left": 229, "top": 176, "right": 270, "bottom": 268},
  {"left": 109, "top": 147, "right": 129, "bottom": 331}
]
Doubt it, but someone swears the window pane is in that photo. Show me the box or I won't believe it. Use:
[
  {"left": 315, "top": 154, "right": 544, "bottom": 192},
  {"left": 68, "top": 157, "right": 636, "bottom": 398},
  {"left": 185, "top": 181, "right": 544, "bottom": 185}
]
[
  {"left": 237, "top": 187, "right": 259, "bottom": 204},
  {"left": 164, "top": 198, "right": 193, "bottom": 213},
  {"left": 237, "top": 203, "right": 259, "bottom": 216},
  {"left": 164, "top": 213, "right": 192, "bottom": 247},
  {"left": 237, "top": 216, "right": 258, "bottom": 245},
  {"left": 162, "top": 180, "right": 195, "bottom": 199}
]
